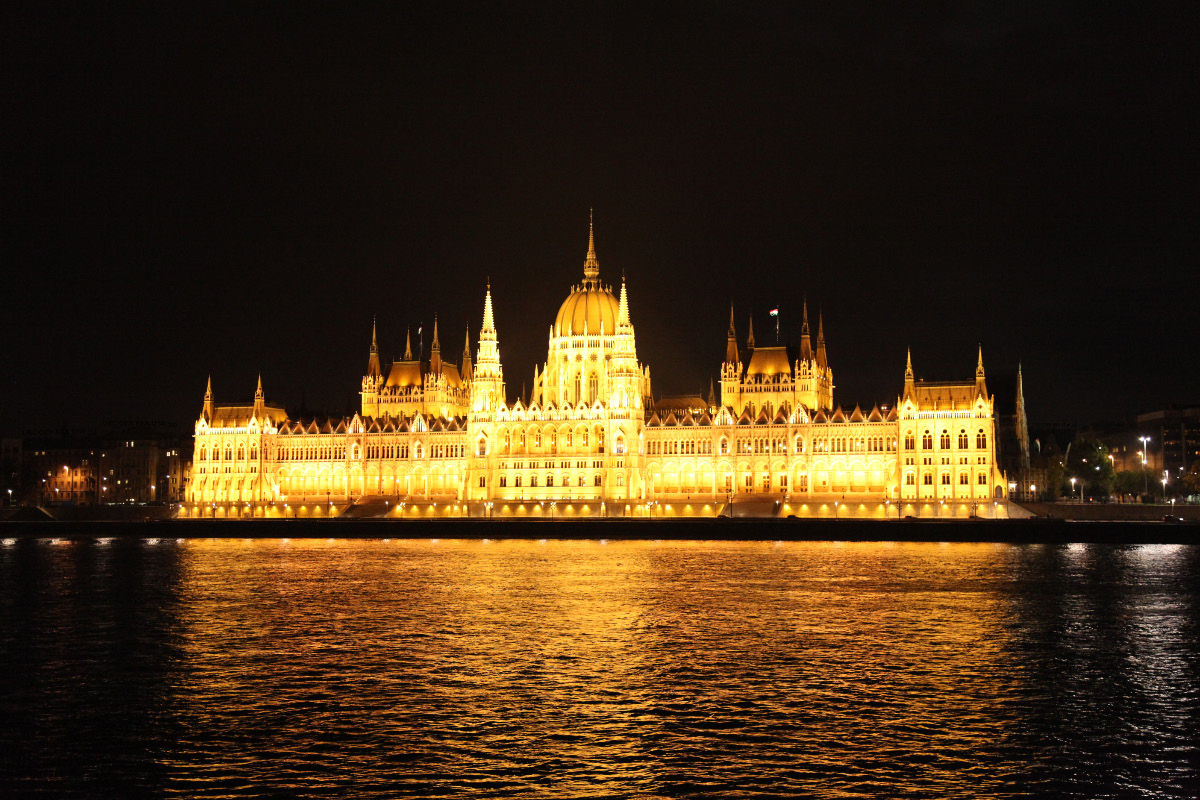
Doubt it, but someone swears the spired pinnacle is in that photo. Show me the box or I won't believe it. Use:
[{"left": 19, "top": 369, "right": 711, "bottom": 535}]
[
  {"left": 976, "top": 344, "right": 985, "bottom": 378},
  {"left": 583, "top": 209, "right": 599, "bottom": 283},
  {"left": 404, "top": 327, "right": 413, "bottom": 360},
  {"left": 905, "top": 348, "right": 914, "bottom": 380}
]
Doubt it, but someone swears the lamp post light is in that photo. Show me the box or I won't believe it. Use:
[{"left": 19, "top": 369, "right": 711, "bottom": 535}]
[
  {"left": 1139, "top": 436, "right": 1150, "bottom": 495},
  {"left": 1070, "top": 476, "right": 1077, "bottom": 504}
]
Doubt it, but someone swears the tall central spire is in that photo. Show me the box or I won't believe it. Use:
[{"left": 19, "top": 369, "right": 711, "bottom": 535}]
[{"left": 583, "top": 208, "right": 599, "bottom": 284}]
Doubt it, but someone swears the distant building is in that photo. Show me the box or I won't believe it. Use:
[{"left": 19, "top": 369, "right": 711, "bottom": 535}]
[
  {"left": 185, "top": 216, "right": 1011, "bottom": 518},
  {"left": 15, "top": 428, "right": 191, "bottom": 507}
]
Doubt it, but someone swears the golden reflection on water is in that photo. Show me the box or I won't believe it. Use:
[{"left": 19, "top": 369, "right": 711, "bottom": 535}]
[{"left": 159, "top": 540, "right": 1043, "bottom": 798}]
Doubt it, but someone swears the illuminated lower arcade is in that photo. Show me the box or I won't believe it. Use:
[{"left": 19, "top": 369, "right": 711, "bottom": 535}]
[{"left": 183, "top": 218, "right": 1010, "bottom": 519}]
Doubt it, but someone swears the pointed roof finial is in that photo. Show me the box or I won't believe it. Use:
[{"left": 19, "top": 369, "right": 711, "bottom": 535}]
[
  {"left": 463, "top": 322, "right": 471, "bottom": 356},
  {"left": 205, "top": 374, "right": 212, "bottom": 397},
  {"left": 256, "top": 373, "right": 263, "bottom": 396},
  {"left": 404, "top": 327, "right": 413, "bottom": 360},
  {"left": 728, "top": 303, "right": 736, "bottom": 336},
  {"left": 747, "top": 314, "right": 756, "bottom": 349},
  {"left": 905, "top": 348, "right": 914, "bottom": 380},
  {"left": 801, "top": 298, "right": 810, "bottom": 334},
  {"left": 617, "top": 274, "right": 630, "bottom": 326},
  {"left": 583, "top": 208, "right": 599, "bottom": 282},
  {"left": 432, "top": 315, "right": 440, "bottom": 350},
  {"left": 976, "top": 344, "right": 985, "bottom": 378},
  {"left": 371, "top": 316, "right": 377, "bottom": 349}
]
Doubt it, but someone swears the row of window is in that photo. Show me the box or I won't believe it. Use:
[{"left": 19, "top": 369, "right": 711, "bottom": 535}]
[
  {"left": 904, "top": 471, "right": 989, "bottom": 486},
  {"left": 497, "top": 474, "right": 622, "bottom": 488},
  {"left": 903, "top": 429, "right": 988, "bottom": 450},
  {"left": 198, "top": 445, "right": 259, "bottom": 461}
]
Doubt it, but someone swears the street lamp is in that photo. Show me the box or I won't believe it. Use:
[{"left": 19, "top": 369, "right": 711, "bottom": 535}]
[
  {"left": 1139, "top": 436, "right": 1150, "bottom": 495},
  {"left": 1070, "top": 476, "right": 1077, "bottom": 503}
]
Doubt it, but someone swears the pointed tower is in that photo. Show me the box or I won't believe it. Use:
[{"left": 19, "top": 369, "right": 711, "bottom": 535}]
[
  {"left": 799, "top": 299, "right": 812, "bottom": 363},
  {"left": 253, "top": 373, "right": 264, "bottom": 416},
  {"left": 725, "top": 305, "right": 739, "bottom": 365},
  {"left": 430, "top": 315, "right": 441, "bottom": 376},
  {"left": 747, "top": 314, "right": 756, "bottom": 352},
  {"left": 461, "top": 323, "right": 472, "bottom": 380},
  {"left": 367, "top": 318, "right": 381, "bottom": 379},
  {"left": 816, "top": 312, "right": 827, "bottom": 369},
  {"left": 404, "top": 327, "right": 413, "bottom": 361},
  {"left": 472, "top": 283, "right": 505, "bottom": 413},
  {"left": 609, "top": 272, "right": 644, "bottom": 410},
  {"left": 975, "top": 345, "right": 987, "bottom": 398},
  {"left": 202, "top": 375, "right": 214, "bottom": 423},
  {"left": 707, "top": 376, "right": 716, "bottom": 407},
  {"left": 903, "top": 348, "right": 915, "bottom": 402}
]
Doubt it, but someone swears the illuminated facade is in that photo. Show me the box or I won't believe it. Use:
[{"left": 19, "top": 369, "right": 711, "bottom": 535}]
[{"left": 184, "top": 216, "right": 1008, "bottom": 518}]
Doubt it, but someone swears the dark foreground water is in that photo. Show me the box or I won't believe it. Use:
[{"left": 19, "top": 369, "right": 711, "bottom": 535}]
[{"left": 1, "top": 535, "right": 1198, "bottom": 799}]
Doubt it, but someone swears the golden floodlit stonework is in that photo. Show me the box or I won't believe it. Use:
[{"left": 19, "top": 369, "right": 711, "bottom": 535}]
[{"left": 183, "top": 215, "right": 1009, "bottom": 519}]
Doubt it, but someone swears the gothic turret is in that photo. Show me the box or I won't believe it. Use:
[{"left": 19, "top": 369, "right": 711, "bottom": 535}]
[
  {"left": 461, "top": 324, "right": 472, "bottom": 380},
  {"left": 472, "top": 283, "right": 505, "bottom": 412},
  {"left": 725, "top": 305, "right": 739, "bottom": 365},
  {"left": 975, "top": 345, "right": 987, "bottom": 398},
  {"left": 202, "top": 375, "right": 214, "bottom": 423},
  {"left": 367, "top": 318, "right": 381, "bottom": 379},
  {"left": 799, "top": 300, "right": 812, "bottom": 363},
  {"left": 816, "top": 312, "right": 827, "bottom": 370},
  {"left": 430, "top": 316, "right": 441, "bottom": 376}
]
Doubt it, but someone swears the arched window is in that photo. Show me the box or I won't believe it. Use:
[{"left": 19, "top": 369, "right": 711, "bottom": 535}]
[
  {"left": 530, "top": 475, "right": 538, "bottom": 487},
  {"left": 720, "top": 438, "right": 729, "bottom": 455},
  {"left": 923, "top": 472, "right": 933, "bottom": 485},
  {"left": 922, "top": 431, "right": 933, "bottom": 449},
  {"left": 250, "top": 446, "right": 258, "bottom": 461},
  {"left": 352, "top": 444, "right": 361, "bottom": 460},
  {"left": 477, "top": 438, "right": 487, "bottom": 456},
  {"left": 941, "top": 472, "right": 951, "bottom": 485},
  {"left": 977, "top": 472, "right": 987, "bottom": 485},
  {"left": 225, "top": 445, "right": 233, "bottom": 461},
  {"left": 615, "top": 437, "right": 625, "bottom": 455},
  {"left": 594, "top": 474, "right": 602, "bottom": 486},
  {"left": 904, "top": 431, "right": 915, "bottom": 450},
  {"left": 976, "top": 429, "right": 987, "bottom": 449},
  {"left": 577, "top": 475, "right": 585, "bottom": 486},
  {"left": 939, "top": 430, "right": 950, "bottom": 449},
  {"left": 503, "top": 433, "right": 510, "bottom": 453},
  {"left": 959, "top": 472, "right": 969, "bottom": 485},
  {"left": 199, "top": 445, "right": 208, "bottom": 461},
  {"left": 905, "top": 472, "right": 915, "bottom": 485},
  {"left": 958, "top": 429, "right": 969, "bottom": 449},
  {"left": 582, "top": 429, "right": 589, "bottom": 447},
  {"left": 588, "top": 373, "right": 598, "bottom": 404},
  {"left": 415, "top": 443, "right": 422, "bottom": 459},
  {"left": 616, "top": 474, "right": 624, "bottom": 487},
  {"left": 546, "top": 474, "right": 554, "bottom": 487},
  {"left": 499, "top": 476, "right": 507, "bottom": 488}
]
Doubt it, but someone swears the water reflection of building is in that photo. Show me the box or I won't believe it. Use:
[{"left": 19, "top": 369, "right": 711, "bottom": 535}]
[{"left": 184, "top": 216, "right": 1012, "bottom": 518}]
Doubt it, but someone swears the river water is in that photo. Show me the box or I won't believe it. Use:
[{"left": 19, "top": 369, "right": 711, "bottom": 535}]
[{"left": 1, "top": 535, "right": 1197, "bottom": 798}]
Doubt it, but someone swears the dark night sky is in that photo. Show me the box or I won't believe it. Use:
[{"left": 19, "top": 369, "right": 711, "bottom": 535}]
[{"left": 3, "top": 3, "right": 1197, "bottom": 436}]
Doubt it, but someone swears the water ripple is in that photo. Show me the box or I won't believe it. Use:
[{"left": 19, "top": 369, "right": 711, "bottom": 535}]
[{"left": 0, "top": 538, "right": 1198, "bottom": 798}]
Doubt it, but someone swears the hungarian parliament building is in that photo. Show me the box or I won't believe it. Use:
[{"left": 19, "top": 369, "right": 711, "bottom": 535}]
[{"left": 183, "top": 218, "right": 1013, "bottom": 519}]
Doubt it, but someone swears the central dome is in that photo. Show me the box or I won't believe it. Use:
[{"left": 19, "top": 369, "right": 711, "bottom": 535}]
[
  {"left": 553, "top": 211, "right": 619, "bottom": 336},
  {"left": 555, "top": 284, "right": 619, "bottom": 336}
]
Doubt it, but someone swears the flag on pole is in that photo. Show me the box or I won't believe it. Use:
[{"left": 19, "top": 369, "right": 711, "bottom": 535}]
[{"left": 769, "top": 308, "right": 779, "bottom": 317}]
